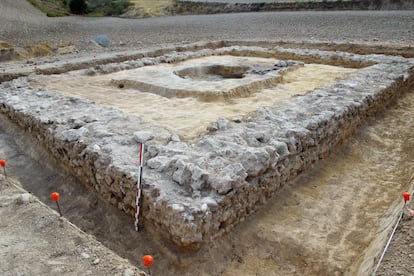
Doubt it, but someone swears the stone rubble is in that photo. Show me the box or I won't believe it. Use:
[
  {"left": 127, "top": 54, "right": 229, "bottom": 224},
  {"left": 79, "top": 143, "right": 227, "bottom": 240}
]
[{"left": 0, "top": 43, "right": 413, "bottom": 249}]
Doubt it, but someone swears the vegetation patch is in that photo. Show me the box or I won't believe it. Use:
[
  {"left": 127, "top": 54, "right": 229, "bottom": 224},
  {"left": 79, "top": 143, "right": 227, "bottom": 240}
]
[
  {"left": 125, "top": 0, "right": 173, "bottom": 17},
  {"left": 27, "top": 0, "right": 134, "bottom": 17},
  {"left": 87, "top": 0, "right": 134, "bottom": 16},
  {"left": 27, "top": 0, "right": 70, "bottom": 17}
]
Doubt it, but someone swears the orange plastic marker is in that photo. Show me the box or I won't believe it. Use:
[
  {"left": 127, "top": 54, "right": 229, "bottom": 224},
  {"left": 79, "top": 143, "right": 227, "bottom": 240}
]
[
  {"left": 50, "top": 192, "right": 62, "bottom": 216},
  {"left": 143, "top": 255, "right": 154, "bottom": 275},
  {"left": 402, "top": 192, "right": 411, "bottom": 203},
  {"left": 0, "top": 159, "right": 6, "bottom": 178}
]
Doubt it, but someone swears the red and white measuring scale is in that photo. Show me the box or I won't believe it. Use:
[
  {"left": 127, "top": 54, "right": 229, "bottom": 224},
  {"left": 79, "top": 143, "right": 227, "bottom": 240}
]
[{"left": 135, "top": 143, "right": 144, "bottom": 231}]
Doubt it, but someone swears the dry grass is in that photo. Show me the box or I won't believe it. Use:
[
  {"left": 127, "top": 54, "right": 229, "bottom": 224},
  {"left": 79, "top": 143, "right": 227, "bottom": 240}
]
[
  {"left": 27, "top": 0, "right": 70, "bottom": 17},
  {"left": 129, "top": 0, "right": 173, "bottom": 17}
]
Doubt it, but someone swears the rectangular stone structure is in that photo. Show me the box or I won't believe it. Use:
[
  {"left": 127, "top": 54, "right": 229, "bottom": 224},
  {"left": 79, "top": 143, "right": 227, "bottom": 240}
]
[{"left": 0, "top": 41, "right": 413, "bottom": 249}]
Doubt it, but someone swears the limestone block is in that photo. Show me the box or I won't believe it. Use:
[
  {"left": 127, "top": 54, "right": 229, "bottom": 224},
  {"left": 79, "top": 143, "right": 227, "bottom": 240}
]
[
  {"left": 240, "top": 147, "right": 270, "bottom": 177},
  {"left": 172, "top": 159, "right": 193, "bottom": 186},
  {"left": 147, "top": 156, "right": 172, "bottom": 172},
  {"left": 270, "top": 140, "right": 289, "bottom": 157},
  {"left": 133, "top": 131, "right": 154, "bottom": 143}
]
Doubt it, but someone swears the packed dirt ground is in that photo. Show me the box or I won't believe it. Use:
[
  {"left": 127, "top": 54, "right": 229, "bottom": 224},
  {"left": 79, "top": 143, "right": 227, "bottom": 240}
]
[
  {"left": 1, "top": 0, "right": 414, "bottom": 275},
  {"left": 0, "top": 177, "right": 143, "bottom": 276}
]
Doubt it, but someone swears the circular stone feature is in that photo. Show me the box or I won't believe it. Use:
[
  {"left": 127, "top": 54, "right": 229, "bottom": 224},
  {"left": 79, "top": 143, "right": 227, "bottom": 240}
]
[{"left": 174, "top": 65, "right": 249, "bottom": 81}]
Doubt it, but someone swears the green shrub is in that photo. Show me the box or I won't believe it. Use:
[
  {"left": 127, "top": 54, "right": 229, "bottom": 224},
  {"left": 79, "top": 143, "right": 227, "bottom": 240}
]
[
  {"left": 69, "top": 0, "right": 88, "bottom": 14},
  {"left": 105, "top": 0, "right": 134, "bottom": 16}
]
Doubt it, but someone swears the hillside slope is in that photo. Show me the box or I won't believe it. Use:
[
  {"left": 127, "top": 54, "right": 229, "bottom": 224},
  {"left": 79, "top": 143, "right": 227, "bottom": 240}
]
[{"left": 1, "top": 0, "right": 46, "bottom": 21}]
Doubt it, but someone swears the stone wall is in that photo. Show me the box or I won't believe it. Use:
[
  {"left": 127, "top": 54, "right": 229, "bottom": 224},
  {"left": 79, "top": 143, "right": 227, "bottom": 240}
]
[{"left": 1, "top": 43, "right": 413, "bottom": 249}]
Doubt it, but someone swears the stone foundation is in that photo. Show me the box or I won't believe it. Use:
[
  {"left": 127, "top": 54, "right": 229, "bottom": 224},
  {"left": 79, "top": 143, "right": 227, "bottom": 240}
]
[{"left": 1, "top": 41, "right": 413, "bottom": 249}]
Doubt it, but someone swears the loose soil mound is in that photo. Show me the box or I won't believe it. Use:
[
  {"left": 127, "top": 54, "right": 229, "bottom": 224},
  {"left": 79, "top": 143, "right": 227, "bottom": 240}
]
[
  {"left": 0, "top": 177, "right": 142, "bottom": 275},
  {"left": 0, "top": 41, "right": 54, "bottom": 62}
]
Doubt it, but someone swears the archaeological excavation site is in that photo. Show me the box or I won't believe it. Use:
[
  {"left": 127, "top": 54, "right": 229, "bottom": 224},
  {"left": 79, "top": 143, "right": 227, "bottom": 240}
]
[{"left": 1, "top": 40, "right": 414, "bottom": 275}]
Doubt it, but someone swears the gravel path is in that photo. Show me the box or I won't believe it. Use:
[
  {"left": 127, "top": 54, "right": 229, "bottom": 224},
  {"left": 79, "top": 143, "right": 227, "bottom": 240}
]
[{"left": 1, "top": 0, "right": 413, "bottom": 50}]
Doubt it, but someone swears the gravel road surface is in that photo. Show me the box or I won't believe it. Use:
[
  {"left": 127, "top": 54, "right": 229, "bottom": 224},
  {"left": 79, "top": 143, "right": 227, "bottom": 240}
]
[{"left": 1, "top": 0, "right": 413, "bottom": 50}]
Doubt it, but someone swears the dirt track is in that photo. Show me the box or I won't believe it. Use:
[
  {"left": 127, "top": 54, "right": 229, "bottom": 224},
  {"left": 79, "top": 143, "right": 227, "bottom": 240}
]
[{"left": 1, "top": 0, "right": 414, "bottom": 50}]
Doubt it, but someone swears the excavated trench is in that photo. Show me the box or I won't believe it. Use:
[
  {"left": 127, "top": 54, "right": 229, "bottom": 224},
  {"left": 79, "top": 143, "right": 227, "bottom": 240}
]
[{"left": 0, "top": 41, "right": 413, "bottom": 274}]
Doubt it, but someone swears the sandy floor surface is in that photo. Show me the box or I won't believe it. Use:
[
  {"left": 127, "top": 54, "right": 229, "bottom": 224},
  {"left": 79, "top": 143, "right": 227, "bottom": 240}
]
[
  {"left": 35, "top": 57, "right": 355, "bottom": 140},
  {"left": 216, "top": 89, "right": 414, "bottom": 275}
]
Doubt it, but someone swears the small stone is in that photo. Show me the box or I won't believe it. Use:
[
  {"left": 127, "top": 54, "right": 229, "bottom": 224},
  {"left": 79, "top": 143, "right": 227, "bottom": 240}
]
[
  {"left": 217, "top": 118, "right": 229, "bottom": 130},
  {"left": 276, "top": 60, "right": 288, "bottom": 67},
  {"left": 202, "top": 197, "right": 218, "bottom": 208},
  {"left": 270, "top": 140, "right": 289, "bottom": 157},
  {"left": 133, "top": 131, "right": 154, "bottom": 143},
  {"left": 171, "top": 203, "right": 185, "bottom": 212},
  {"left": 92, "top": 144, "right": 101, "bottom": 152},
  {"left": 92, "top": 34, "right": 111, "bottom": 47},
  {"left": 60, "top": 127, "right": 89, "bottom": 142},
  {"left": 241, "top": 148, "right": 270, "bottom": 176},
  {"left": 16, "top": 193, "right": 32, "bottom": 205},
  {"left": 172, "top": 159, "right": 192, "bottom": 185},
  {"left": 84, "top": 68, "right": 96, "bottom": 76},
  {"left": 286, "top": 60, "right": 296, "bottom": 66},
  {"left": 232, "top": 116, "right": 243, "bottom": 123},
  {"left": 123, "top": 268, "right": 135, "bottom": 276},
  {"left": 207, "top": 118, "right": 229, "bottom": 131},
  {"left": 207, "top": 121, "right": 218, "bottom": 132},
  {"left": 80, "top": 252, "right": 90, "bottom": 259},
  {"left": 170, "top": 134, "right": 180, "bottom": 142},
  {"left": 147, "top": 156, "right": 172, "bottom": 172},
  {"left": 92, "top": 258, "right": 100, "bottom": 265}
]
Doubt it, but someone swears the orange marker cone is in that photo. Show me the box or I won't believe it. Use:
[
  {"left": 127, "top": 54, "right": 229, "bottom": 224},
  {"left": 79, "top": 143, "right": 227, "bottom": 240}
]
[
  {"left": 402, "top": 192, "right": 411, "bottom": 203},
  {"left": 0, "top": 159, "right": 6, "bottom": 178},
  {"left": 143, "top": 255, "right": 154, "bottom": 275},
  {"left": 50, "top": 192, "right": 62, "bottom": 216}
]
